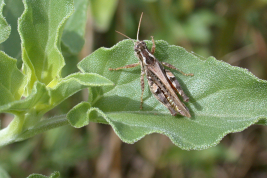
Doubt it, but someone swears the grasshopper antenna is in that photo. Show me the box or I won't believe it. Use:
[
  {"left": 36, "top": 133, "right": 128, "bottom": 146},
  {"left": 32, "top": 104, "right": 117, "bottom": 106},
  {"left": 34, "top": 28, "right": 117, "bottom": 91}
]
[
  {"left": 137, "top": 12, "right": 143, "bottom": 41},
  {"left": 115, "top": 30, "right": 135, "bottom": 44}
]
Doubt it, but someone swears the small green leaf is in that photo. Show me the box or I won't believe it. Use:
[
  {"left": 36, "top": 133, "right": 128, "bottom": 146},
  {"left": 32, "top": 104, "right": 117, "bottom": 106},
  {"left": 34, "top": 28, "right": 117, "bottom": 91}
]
[
  {"left": 18, "top": 0, "right": 74, "bottom": 94},
  {"left": 0, "top": 0, "right": 11, "bottom": 44},
  {"left": 62, "top": 0, "right": 89, "bottom": 54},
  {"left": 27, "top": 171, "right": 60, "bottom": 178},
  {"left": 0, "top": 51, "right": 26, "bottom": 106},
  {"left": 0, "top": 0, "right": 24, "bottom": 63},
  {"left": 67, "top": 102, "right": 91, "bottom": 127},
  {"left": 67, "top": 102, "right": 108, "bottom": 127},
  {"left": 0, "top": 73, "right": 113, "bottom": 146},
  {"left": 0, "top": 82, "right": 50, "bottom": 146},
  {"left": 90, "top": 0, "right": 118, "bottom": 32},
  {"left": 0, "top": 82, "right": 49, "bottom": 114},
  {"left": 77, "top": 39, "right": 267, "bottom": 150},
  {"left": 49, "top": 73, "right": 114, "bottom": 107}
]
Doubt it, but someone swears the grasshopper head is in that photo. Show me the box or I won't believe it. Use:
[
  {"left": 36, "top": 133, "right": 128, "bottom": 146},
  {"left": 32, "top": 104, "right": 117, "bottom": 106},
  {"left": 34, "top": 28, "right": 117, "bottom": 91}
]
[{"left": 134, "top": 41, "right": 147, "bottom": 53}]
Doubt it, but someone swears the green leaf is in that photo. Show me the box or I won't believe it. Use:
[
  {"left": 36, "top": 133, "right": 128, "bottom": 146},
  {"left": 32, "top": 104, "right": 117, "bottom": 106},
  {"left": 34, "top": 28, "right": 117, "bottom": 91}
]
[
  {"left": 67, "top": 102, "right": 92, "bottom": 127},
  {"left": 0, "top": 0, "right": 23, "bottom": 62},
  {"left": 49, "top": 73, "right": 114, "bottom": 107},
  {"left": 0, "top": 82, "right": 50, "bottom": 146},
  {"left": 67, "top": 102, "right": 109, "bottom": 128},
  {"left": 62, "top": 0, "right": 89, "bottom": 54},
  {"left": 0, "top": 73, "right": 113, "bottom": 146},
  {"left": 0, "top": 0, "right": 115, "bottom": 147},
  {"left": 0, "top": 0, "right": 11, "bottom": 44},
  {"left": 90, "top": 0, "right": 118, "bottom": 32},
  {"left": 77, "top": 39, "right": 267, "bottom": 150},
  {"left": 0, "top": 82, "right": 49, "bottom": 114},
  {"left": 0, "top": 51, "right": 26, "bottom": 106},
  {"left": 18, "top": 0, "right": 74, "bottom": 94},
  {"left": 27, "top": 171, "right": 60, "bottom": 178}
]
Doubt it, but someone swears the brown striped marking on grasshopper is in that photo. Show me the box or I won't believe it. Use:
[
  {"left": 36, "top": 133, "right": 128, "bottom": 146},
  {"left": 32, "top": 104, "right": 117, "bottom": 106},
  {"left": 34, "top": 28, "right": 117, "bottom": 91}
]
[{"left": 109, "top": 13, "right": 193, "bottom": 117}]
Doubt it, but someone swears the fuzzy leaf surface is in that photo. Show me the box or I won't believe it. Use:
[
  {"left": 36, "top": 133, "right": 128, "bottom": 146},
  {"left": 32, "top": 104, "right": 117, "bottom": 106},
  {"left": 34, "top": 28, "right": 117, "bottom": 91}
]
[
  {"left": 0, "top": 0, "right": 11, "bottom": 43},
  {"left": 77, "top": 39, "right": 267, "bottom": 150},
  {"left": 18, "top": 0, "right": 74, "bottom": 94},
  {"left": 0, "top": 0, "right": 23, "bottom": 61},
  {"left": 0, "top": 74, "right": 113, "bottom": 146},
  {"left": 0, "top": 51, "right": 25, "bottom": 106},
  {"left": 27, "top": 171, "right": 60, "bottom": 178}
]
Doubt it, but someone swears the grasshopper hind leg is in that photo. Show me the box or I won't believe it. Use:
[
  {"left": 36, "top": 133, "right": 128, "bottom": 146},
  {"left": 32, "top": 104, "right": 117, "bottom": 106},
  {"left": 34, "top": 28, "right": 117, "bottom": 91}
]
[
  {"left": 147, "top": 77, "right": 178, "bottom": 116},
  {"left": 140, "top": 67, "right": 145, "bottom": 109},
  {"left": 165, "top": 70, "right": 189, "bottom": 102},
  {"left": 109, "top": 63, "right": 140, "bottom": 71},
  {"left": 162, "top": 62, "right": 193, "bottom": 77}
]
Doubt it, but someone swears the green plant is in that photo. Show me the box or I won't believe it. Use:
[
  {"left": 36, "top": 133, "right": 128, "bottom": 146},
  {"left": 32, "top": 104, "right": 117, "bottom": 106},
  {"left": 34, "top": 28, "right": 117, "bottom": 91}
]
[
  {"left": 26, "top": 171, "right": 60, "bottom": 178},
  {"left": 0, "top": 0, "right": 113, "bottom": 147},
  {"left": 72, "top": 39, "right": 267, "bottom": 150},
  {"left": 1, "top": 0, "right": 267, "bottom": 165},
  {"left": 1, "top": 0, "right": 267, "bottom": 177}
]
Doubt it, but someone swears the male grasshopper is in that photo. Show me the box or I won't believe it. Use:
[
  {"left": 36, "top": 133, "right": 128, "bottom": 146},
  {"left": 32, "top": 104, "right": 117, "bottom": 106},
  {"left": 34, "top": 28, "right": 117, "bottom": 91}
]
[{"left": 109, "top": 13, "right": 193, "bottom": 117}]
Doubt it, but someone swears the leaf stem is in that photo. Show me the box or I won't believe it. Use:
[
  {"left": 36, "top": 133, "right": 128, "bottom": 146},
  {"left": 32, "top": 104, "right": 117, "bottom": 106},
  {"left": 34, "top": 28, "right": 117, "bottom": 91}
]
[{"left": 0, "top": 114, "right": 69, "bottom": 147}]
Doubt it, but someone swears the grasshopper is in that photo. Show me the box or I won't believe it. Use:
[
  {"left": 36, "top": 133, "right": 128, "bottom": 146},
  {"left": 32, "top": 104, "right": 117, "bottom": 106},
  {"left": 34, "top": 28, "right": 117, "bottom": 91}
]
[{"left": 109, "top": 13, "right": 193, "bottom": 117}]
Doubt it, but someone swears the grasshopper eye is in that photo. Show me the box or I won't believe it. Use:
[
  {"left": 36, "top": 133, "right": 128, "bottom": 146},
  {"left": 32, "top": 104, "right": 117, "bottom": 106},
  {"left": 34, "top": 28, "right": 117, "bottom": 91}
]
[{"left": 134, "top": 45, "right": 141, "bottom": 52}]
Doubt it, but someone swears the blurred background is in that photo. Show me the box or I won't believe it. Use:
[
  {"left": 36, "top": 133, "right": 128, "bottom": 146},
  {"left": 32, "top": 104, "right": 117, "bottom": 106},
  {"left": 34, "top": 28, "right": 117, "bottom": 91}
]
[{"left": 1, "top": 0, "right": 267, "bottom": 177}]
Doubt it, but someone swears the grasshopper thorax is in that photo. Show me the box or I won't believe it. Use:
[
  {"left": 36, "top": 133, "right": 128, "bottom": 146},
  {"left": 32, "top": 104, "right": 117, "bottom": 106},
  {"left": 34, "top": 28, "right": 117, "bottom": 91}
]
[{"left": 134, "top": 40, "right": 156, "bottom": 65}]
